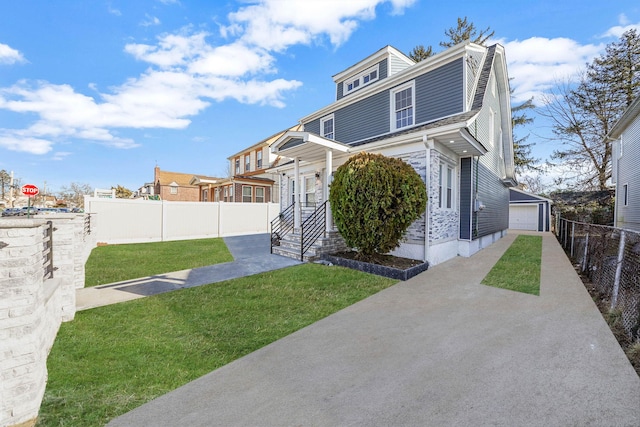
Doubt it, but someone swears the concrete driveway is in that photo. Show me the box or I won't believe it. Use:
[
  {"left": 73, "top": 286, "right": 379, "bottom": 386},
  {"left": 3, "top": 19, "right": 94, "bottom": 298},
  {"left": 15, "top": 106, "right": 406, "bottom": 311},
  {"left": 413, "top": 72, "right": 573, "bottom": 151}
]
[{"left": 108, "top": 232, "right": 640, "bottom": 426}]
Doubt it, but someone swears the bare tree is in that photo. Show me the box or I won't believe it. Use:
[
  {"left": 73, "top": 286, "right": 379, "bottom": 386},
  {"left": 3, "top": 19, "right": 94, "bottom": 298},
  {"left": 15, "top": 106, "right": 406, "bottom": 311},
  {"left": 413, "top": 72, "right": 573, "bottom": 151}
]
[{"left": 58, "top": 183, "right": 93, "bottom": 208}]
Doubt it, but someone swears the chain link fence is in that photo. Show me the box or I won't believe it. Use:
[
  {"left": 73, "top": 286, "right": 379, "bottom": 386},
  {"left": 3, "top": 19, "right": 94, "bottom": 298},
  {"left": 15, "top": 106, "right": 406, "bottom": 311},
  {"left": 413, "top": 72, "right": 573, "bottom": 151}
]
[{"left": 556, "top": 217, "right": 640, "bottom": 343}]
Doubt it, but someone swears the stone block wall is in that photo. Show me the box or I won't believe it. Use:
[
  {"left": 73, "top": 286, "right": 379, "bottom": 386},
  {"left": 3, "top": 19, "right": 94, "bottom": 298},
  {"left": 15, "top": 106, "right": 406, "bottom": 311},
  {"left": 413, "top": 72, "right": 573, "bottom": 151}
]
[{"left": 0, "top": 214, "right": 95, "bottom": 427}]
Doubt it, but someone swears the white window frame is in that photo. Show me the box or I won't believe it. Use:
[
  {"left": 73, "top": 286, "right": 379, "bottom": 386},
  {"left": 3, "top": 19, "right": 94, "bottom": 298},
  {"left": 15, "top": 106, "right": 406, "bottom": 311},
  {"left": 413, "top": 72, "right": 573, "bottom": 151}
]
[
  {"left": 390, "top": 81, "right": 415, "bottom": 131},
  {"left": 304, "top": 176, "right": 316, "bottom": 206},
  {"left": 438, "top": 163, "right": 455, "bottom": 210},
  {"left": 244, "top": 154, "right": 251, "bottom": 172},
  {"left": 234, "top": 158, "right": 240, "bottom": 175},
  {"left": 255, "top": 187, "right": 265, "bottom": 203},
  {"left": 242, "top": 185, "right": 252, "bottom": 203},
  {"left": 169, "top": 184, "right": 178, "bottom": 195},
  {"left": 320, "top": 114, "right": 335, "bottom": 140},
  {"left": 344, "top": 64, "right": 380, "bottom": 95},
  {"left": 256, "top": 150, "right": 263, "bottom": 169}
]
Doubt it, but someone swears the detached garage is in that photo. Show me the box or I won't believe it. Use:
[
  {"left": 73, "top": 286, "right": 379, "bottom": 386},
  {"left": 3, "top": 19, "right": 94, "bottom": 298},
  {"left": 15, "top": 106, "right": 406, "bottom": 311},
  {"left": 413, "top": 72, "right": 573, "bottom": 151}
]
[{"left": 509, "top": 188, "right": 552, "bottom": 232}]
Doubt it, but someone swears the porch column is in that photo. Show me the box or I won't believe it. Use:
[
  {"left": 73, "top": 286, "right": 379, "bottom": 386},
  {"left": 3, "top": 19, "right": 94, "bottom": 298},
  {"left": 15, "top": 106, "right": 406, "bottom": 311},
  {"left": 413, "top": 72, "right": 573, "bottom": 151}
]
[
  {"left": 325, "top": 149, "right": 333, "bottom": 232},
  {"left": 294, "top": 157, "right": 301, "bottom": 229}
]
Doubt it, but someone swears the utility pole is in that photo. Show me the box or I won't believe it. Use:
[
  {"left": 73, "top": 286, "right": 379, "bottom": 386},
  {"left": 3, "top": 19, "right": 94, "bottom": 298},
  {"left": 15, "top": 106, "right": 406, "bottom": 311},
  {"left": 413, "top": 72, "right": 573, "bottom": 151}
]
[{"left": 9, "top": 171, "right": 14, "bottom": 208}]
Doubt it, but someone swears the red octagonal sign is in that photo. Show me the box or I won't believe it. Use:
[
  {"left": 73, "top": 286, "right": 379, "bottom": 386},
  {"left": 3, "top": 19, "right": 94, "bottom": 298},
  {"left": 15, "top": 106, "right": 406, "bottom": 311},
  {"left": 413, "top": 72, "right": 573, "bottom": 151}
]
[{"left": 21, "top": 184, "right": 39, "bottom": 197}]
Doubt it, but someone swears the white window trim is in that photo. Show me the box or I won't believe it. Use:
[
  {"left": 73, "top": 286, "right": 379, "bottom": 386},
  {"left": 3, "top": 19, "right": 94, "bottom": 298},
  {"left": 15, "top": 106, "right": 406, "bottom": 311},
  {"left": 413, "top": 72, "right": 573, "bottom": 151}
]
[
  {"left": 256, "top": 150, "right": 263, "bottom": 169},
  {"left": 390, "top": 80, "right": 416, "bottom": 131},
  {"left": 320, "top": 114, "right": 335, "bottom": 140},
  {"left": 438, "top": 162, "right": 456, "bottom": 210},
  {"left": 344, "top": 64, "right": 380, "bottom": 95},
  {"left": 244, "top": 154, "right": 251, "bottom": 173}
]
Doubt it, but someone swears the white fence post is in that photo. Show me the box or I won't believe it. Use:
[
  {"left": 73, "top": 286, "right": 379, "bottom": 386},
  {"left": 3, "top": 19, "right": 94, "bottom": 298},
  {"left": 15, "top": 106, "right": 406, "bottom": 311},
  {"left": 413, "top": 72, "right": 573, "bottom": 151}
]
[{"left": 611, "top": 230, "right": 626, "bottom": 309}]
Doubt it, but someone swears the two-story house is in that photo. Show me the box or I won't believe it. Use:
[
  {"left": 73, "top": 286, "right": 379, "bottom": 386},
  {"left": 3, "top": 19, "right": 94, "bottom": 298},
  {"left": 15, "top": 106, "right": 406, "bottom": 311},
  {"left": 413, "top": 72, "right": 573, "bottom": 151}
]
[
  {"left": 610, "top": 95, "right": 640, "bottom": 231},
  {"left": 191, "top": 125, "right": 302, "bottom": 203},
  {"left": 270, "top": 42, "right": 516, "bottom": 265}
]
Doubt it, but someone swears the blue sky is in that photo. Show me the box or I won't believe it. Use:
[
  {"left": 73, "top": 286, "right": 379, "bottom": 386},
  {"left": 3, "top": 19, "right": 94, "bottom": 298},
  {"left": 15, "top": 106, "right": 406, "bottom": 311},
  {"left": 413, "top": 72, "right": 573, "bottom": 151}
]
[{"left": 1, "top": 0, "right": 639, "bottom": 194}]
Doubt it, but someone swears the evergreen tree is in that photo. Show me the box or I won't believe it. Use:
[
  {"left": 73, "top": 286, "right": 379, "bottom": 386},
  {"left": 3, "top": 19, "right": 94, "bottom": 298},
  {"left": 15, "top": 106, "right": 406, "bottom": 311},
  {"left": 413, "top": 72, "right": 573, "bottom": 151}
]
[
  {"left": 440, "top": 16, "right": 495, "bottom": 48},
  {"left": 408, "top": 44, "right": 434, "bottom": 62},
  {"left": 511, "top": 97, "right": 539, "bottom": 174}
]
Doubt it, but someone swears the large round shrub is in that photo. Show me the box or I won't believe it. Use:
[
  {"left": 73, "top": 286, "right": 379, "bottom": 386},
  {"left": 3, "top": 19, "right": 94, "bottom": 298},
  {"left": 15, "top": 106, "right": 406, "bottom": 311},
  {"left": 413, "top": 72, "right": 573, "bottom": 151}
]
[{"left": 329, "top": 152, "right": 427, "bottom": 259}]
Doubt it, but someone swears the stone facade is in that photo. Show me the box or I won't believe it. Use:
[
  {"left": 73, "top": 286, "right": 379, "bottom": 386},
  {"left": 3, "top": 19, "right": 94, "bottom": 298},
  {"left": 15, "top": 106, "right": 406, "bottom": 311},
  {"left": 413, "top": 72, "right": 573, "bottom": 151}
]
[
  {"left": 0, "top": 214, "right": 96, "bottom": 427},
  {"left": 429, "top": 150, "right": 459, "bottom": 243},
  {"left": 393, "top": 150, "right": 427, "bottom": 245}
]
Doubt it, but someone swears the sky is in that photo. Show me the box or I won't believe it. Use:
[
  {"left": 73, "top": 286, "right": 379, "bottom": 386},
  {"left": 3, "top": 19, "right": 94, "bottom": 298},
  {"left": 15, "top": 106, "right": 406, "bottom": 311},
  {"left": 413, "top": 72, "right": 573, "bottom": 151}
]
[{"left": 1, "top": 0, "right": 639, "bottom": 195}]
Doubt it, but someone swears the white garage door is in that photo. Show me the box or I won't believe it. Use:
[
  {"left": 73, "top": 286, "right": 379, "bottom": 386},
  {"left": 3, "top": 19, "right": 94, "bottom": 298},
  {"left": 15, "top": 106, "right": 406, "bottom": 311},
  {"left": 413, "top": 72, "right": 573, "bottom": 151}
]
[{"left": 509, "top": 204, "right": 538, "bottom": 231}]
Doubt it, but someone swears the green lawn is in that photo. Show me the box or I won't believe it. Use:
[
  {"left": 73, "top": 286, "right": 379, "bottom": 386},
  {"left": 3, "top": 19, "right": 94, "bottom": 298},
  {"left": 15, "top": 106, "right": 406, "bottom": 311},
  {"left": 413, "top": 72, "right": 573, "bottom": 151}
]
[
  {"left": 38, "top": 264, "right": 396, "bottom": 427},
  {"left": 85, "top": 238, "right": 233, "bottom": 286},
  {"left": 481, "top": 235, "right": 543, "bottom": 295}
]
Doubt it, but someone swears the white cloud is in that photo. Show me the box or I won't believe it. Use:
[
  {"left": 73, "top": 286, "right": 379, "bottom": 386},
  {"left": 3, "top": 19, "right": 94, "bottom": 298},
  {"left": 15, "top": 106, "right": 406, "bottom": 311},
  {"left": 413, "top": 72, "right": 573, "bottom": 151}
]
[
  {"left": 0, "top": 0, "right": 415, "bottom": 155},
  {"left": 223, "top": 0, "right": 416, "bottom": 50},
  {"left": 51, "top": 151, "right": 72, "bottom": 161},
  {"left": 0, "top": 43, "right": 26, "bottom": 65},
  {"left": 141, "top": 14, "right": 161, "bottom": 27},
  {"left": 500, "top": 37, "right": 604, "bottom": 103}
]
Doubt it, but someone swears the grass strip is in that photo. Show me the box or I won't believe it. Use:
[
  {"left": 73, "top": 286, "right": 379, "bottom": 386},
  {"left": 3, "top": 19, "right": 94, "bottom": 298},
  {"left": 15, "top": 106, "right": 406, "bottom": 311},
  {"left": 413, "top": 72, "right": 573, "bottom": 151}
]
[
  {"left": 38, "top": 264, "right": 396, "bottom": 427},
  {"left": 85, "top": 238, "right": 233, "bottom": 286},
  {"left": 481, "top": 234, "right": 542, "bottom": 295}
]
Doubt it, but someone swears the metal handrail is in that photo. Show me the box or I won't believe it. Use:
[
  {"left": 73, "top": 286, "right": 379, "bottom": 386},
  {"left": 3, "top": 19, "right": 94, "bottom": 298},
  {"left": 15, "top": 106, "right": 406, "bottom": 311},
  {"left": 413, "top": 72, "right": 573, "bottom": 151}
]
[
  {"left": 300, "top": 201, "right": 327, "bottom": 260},
  {"left": 43, "top": 221, "right": 54, "bottom": 279},
  {"left": 270, "top": 202, "right": 295, "bottom": 253}
]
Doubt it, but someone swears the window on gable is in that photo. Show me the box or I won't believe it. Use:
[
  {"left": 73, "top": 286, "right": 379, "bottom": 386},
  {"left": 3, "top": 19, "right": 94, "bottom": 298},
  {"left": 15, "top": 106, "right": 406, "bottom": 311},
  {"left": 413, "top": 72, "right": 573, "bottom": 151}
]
[
  {"left": 170, "top": 184, "right": 178, "bottom": 195},
  {"left": 321, "top": 114, "right": 335, "bottom": 140},
  {"left": 256, "top": 150, "right": 263, "bottom": 169},
  {"left": 391, "top": 81, "right": 414, "bottom": 131},
  {"left": 344, "top": 64, "right": 380, "bottom": 95}
]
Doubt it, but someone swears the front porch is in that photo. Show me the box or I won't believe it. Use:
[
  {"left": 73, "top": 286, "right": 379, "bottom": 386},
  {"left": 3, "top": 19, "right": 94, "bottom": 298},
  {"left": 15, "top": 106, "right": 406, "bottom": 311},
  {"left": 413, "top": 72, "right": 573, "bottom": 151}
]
[{"left": 269, "top": 132, "right": 352, "bottom": 261}]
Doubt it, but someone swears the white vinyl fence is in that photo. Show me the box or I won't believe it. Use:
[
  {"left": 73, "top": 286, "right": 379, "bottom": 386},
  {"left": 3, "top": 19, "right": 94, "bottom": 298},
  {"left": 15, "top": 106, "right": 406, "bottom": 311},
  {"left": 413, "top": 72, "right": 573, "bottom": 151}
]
[{"left": 84, "top": 197, "right": 280, "bottom": 244}]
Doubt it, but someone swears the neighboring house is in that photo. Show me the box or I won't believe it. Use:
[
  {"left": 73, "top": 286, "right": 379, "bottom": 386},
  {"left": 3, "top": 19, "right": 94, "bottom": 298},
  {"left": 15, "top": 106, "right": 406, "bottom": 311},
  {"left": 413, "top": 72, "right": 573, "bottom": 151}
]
[
  {"left": 270, "top": 42, "right": 517, "bottom": 265},
  {"left": 509, "top": 188, "right": 551, "bottom": 232},
  {"left": 152, "top": 166, "right": 201, "bottom": 202},
  {"left": 191, "top": 125, "right": 302, "bottom": 203},
  {"left": 610, "top": 95, "right": 640, "bottom": 231}
]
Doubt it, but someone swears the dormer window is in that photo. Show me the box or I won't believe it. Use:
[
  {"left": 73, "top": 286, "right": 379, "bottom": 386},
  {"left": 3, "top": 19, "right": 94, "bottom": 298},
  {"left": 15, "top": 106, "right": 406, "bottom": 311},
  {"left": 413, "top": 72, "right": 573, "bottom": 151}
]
[{"left": 344, "top": 64, "right": 379, "bottom": 95}]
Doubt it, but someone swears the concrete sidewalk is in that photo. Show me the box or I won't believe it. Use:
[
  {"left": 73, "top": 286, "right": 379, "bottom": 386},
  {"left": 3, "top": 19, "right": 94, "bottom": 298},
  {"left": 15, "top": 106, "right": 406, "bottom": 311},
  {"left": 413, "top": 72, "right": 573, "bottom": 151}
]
[
  {"left": 108, "top": 232, "right": 640, "bottom": 426},
  {"left": 76, "top": 234, "right": 301, "bottom": 311}
]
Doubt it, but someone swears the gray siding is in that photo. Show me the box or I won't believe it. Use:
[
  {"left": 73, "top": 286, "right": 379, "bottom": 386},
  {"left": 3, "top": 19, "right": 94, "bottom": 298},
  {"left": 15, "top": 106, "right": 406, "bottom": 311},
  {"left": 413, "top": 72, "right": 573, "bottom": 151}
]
[
  {"left": 310, "top": 58, "right": 465, "bottom": 145},
  {"left": 616, "top": 110, "right": 640, "bottom": 231},
  {"left": 416, "top": 58, "right": 464, "bottom": 124},
  {"left": 335, "top": 91, "right": 389, "bottom": 142},
  {"left": 459, "top": 157, "right": 472, "bottom": 240},
  {"left": 538, "top": 204, "right": 544, "bottom": 232},
  {"left": 474, "top": 161, "right": 509, "bottom": 238},
  {"left": 510, "top": 189, "right": 546, "bottom": 202}
]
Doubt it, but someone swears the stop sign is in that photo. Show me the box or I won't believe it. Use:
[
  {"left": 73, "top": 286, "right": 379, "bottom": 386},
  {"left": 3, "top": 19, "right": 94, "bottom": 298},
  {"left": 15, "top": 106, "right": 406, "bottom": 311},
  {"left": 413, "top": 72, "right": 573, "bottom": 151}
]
[{"left": 21, "top": 184, "right": 39, "bottom": 197}]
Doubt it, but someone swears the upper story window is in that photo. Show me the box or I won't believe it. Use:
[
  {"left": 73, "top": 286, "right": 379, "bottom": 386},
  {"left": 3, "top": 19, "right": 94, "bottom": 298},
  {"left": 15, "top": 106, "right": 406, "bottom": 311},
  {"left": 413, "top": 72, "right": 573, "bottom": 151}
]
[
  {"left": 245, "top": 154, "right": 251, "bottom": 172},
  {"left": 169, "top": 183, "right": 178, "bottom": 195},
  {"left": 256, "top": 150, "right": 263, "bottom": 169},
  {"left": 321, "top": 114, "right": 335, "bottom": 140},
  {"left": 235, "top": 158, "right": 240, "bottom": 175},
  {"left": 344, "top": 65, "right": 379, "bottom": 95},
  {"left": 391, "top": 81, "right": 415, "bottom": 131}
]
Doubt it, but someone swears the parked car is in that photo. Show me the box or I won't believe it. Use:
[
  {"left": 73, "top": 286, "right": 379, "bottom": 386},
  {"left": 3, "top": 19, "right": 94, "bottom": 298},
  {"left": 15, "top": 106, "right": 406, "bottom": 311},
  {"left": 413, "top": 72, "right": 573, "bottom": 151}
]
[
  {"left": 21, "top": 206, "right": 38, "bottom": 215},
  {"left": 1, "top": 208, "right": 23, "bottom": 217}
]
